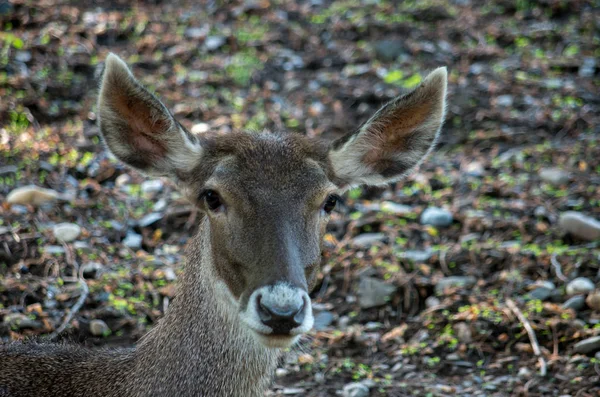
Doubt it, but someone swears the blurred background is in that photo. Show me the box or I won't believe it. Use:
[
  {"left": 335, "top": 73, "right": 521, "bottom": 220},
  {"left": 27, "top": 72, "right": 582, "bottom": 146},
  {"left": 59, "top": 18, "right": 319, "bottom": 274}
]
[{"left": 0, "top": 0, "right": 599, "bottom": 395}]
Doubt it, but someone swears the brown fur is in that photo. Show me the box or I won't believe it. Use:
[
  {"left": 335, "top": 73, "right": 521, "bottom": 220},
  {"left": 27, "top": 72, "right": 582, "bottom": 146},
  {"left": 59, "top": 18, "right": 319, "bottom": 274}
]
[{"left": 0, "top": 54, "right": 447, "bottom": 396}]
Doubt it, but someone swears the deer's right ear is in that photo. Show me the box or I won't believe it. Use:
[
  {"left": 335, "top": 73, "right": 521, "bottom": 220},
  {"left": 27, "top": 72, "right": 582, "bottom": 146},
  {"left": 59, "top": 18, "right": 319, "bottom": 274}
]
[{"left": 97, "top": 53, "right": 202, "bottom": 177}]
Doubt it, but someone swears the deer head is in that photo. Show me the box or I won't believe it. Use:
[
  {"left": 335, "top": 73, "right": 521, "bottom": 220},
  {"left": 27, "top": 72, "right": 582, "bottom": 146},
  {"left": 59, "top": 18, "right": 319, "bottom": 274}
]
[{"left": 97, "top": 54, "right": 447, "bottom": 349}]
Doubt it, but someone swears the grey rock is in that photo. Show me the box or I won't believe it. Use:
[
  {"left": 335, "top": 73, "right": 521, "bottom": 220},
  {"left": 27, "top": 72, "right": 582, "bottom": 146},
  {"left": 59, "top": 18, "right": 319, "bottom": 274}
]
[
  {"left": 579, "top": 57, "right": 597, "bottom": 78},
  {"left": 153, "top": 198, "right": 168, "bottom": 212},
  {"left": 562, "top": 295, "right": 586, "bottom": 311},
  {"left": 358, "top": 277, "right": 397, "bottom": 309},
  {"left": 185, "top": 26, "right": 208, "bottom": 39},
  {"left": 44, "top": 245, "right": 66, "bottom": 255},
  {"left": 3, "top": 313, "right": 42, "bottom": 329},
  {"left": 15, "top": 51, "right": 32, "bottom": 63},
  {"left": 397, "top": 249, "right": 433, "bottom": 262},
  {"left": 351, "top": 233, "right": 386, "bottom": 248},
  {"left": 586, "top": 292, "right": 600, "bottom": 311},
  {"left": 163, "top": 267, "right": 177, "bottom": 281},
  {"left": 539, "top": 167, "right": 570, "bottom": 185},
  {"left": 425, "top": 296, "right": 441, "bottom": 308},
  {"left": 525, "top": 287, "right": 553, "bottom": 301},
  {"left": 204, "top": 36, "right": 226, "bottom": 51},
  {"left": 559, "top": 212, "right": 600, "bottom": 241},
  {"left": 420, "top": 207, "right": 453, "bottom": 227},
  {"left": 115, "top": 174, "right": 131, "bottom": 187},
  {"left": 454, "top": 322, "right": 472, "bottom": 343},
  {"left": 496, "top": 95, "right": 514, "bottom": 107},
  {"left": 435, "top": 276, "right": 477, "bottom": 295},
  {"left": 465, "top": 161, "right": 485, "bottom": 177},
  {"left": 138, "top": 212, "right": 163, "bottom": 227},
  {"left": 6, "top": 185, "right": 59, "bottom": 206},
  {"left": 566, "top": 277, "right": 595, "bottom": 295},
  {"left": 89, "top": 319, "right": 110, "bottom": 336},
  {"left": 82, "top": 262, "right": 103, "bottom": 279},
  {"left": 140, "top": 179, "right": 164, "bottom": 194},
  {"left": 469, "top": 63, "right": 484, "bottom": 75},
  {"left": 52, "top": 223, "right": 81, "bottom": 242},
  {"left": 314, "top": 311, "right": 334, "bottom": 330},
  {"left": 282, "top": 388, "right": 305, "bottom": 394},
  {"left": 573, "top": 336, "right": 600, "bottom": 354},
  {"left": 342, "top": 382, "right": 370, "bottom": 397},
  {"left": 534, "top": 206, "right": 549, "bottom": 218},
  {"left": 373, "top": 39, "right": 406, "bottom": 61},
  {"left": 123, "top": 232, "right": 143, "bottom": 249},
  {"left": 380, "top": 202, "right": 413, "bottom": 215}
]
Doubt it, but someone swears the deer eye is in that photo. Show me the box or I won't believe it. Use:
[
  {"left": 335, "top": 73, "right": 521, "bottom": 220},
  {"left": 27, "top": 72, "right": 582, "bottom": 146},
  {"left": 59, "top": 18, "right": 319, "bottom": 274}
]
[
  {"left": 202, "top": 190, "right": 222, "bottom": 211},
  {"left": 323, "top": 195, "right": 339, "bottom": 214}
]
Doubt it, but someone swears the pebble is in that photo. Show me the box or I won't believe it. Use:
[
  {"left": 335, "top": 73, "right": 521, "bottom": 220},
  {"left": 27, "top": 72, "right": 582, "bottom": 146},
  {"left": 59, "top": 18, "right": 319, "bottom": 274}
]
[
  {"left": 525, "top": 287, "right": 553, "bottom": 301},
  {"left": 44, "top": 245, "right": 66, "bottom": 255},
  {"left": 562, "top": 295, "right": 586, "bottom": 311},
  {"left": 496, "top": 95, "right": 514, "bottom": 107},
  {"left": 275, "top": 368, "right": 289, "bottom": 377},
  {"left": 141, "top": 180, "right": 164, "bottom": 194},
  {"left": 342, "top": 382, "right": 370, "bottom": 397},
  {"left": 81, "top": 262, "right": 103, "bottom": 279},
  {"left": 52, "top": 223, "right": 81, "bottom": 242},
  {"left": 282, "top": 388, "right": 305, "bottom": 395},
  {"left": 566, "top": 277, "right": 595, "bottom": 295},
  {"left": 380, "top": 202, "right": 413, "bottom": 215},
  {"left": 586, "top": 291, "right": 600, "bottom": 311},
  {"left": 138, "top": 212, "right": 163, "bottom": 227},
  {"left": 465, "top": 161, "right": 485, "bottom": 177},
  {"left": 425, "top": 296, "right": 441, "bottom": 308},
  {"left": 351, "top": 233, "right": 386, "bottom": 248},
  {"left": 453, "top": 322, "right": 472, "bottom": 343},
  {"left": 163, "top": 267, "right": 177, "bottom": 281},
  {"left": 6, "top": 185, "right": 59, "bottom": 206},
  {"left": 123, "top": 232, "right": 143, "bottom": 249},
  {"left": 115, "top": 174, "right": 131, "bottom": 187},
  {"left": 579, "top": 57, "right": 597, "bottom": 78},
  {"left": 191, "top": 123, "right": 210, "bottom": 134},
  {"left": 358, "top": 277, "right": 397, "bottom": 309},
  {"left": 3, "top": 313, "right": 42, "bottom": 329},
  {"left": 397, "top": 249, "right": 434, "bottom": 262},
  {"left": 435, "top": 276, "right": 477, "bottom": 295},
  {"left": 373, "top": 39, "right": 406, "bottom": 61},
  {"left": 559, "top": 211, "right": 600, "bottom": 241},
  {"left": 185, "top": 26, "right": 208, "bottom": 39},
  {"left": 573, "top": 336, "right": 600, "bottom": 354},
  {"left": 204, "top": 36, "right": 226, "bottom": 51},
  {"left": 89, "top": 319, "right": 110, "bottom": 336},
  {"left": 539, "top": 167, "right": 570, "bottom": 185},
  {"left": 420, "top": 207, "right": 453, "bottom": 227},
  {"left": 313, "top": 311, "right": 334, "bottom": 331}
]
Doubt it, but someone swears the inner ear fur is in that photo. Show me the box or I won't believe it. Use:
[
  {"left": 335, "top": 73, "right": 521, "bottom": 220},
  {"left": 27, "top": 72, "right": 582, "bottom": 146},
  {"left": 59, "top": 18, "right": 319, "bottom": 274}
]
[
  {"left": 329, "top": 67, "right": 447, "bottom": 187},
  {"left": 97, "top": 53, "right": 201, "bottom": 177}
]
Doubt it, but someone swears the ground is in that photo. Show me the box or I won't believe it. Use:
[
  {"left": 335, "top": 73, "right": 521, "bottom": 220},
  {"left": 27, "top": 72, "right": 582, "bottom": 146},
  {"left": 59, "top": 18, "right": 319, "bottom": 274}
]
[{"left": 1, "top": 0, "right": 600, "bottom": 396}]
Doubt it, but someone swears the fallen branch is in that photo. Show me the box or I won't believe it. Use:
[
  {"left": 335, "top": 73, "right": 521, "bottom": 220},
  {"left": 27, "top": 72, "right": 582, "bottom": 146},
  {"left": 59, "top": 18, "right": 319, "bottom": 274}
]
[
  {"left": 550, "top": 253, "right": 568, "bottom": 283},
  {"left": 47, "top": 277, "right": 89, "bottom": 341},
  {"left": 506, "top": 298, "right": 547, "bottom": 377}
]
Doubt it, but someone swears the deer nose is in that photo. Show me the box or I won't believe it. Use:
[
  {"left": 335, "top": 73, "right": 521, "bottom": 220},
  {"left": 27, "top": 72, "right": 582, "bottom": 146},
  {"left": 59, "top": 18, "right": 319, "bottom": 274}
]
[{"left": 256, "top": 294, "right": 305, "bottom": 335}]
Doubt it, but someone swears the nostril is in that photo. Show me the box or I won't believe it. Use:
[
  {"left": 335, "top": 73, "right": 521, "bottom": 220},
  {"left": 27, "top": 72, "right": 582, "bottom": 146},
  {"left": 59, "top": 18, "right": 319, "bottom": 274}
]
[
  {"left": 257, "top": 295, "right": 306, "bottom": 334},
  {"left": 292, "top": 300, "right": 305, "bottom": 325},
  {"left": 256, "top": 294, "right": 272, "bottom": 322}
]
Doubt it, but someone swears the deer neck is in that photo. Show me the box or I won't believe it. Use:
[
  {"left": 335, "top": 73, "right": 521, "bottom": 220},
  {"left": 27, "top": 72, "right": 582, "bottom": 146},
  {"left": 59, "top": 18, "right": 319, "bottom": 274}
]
[{"left": 133, "top": 219, "right": 282, "bottom": 396}]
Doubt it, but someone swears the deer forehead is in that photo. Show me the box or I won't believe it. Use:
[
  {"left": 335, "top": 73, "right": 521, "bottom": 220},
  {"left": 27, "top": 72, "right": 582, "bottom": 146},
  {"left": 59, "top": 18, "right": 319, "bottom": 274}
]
[{"left": 188, "top": 132, "right": 337, "bottom": 199}]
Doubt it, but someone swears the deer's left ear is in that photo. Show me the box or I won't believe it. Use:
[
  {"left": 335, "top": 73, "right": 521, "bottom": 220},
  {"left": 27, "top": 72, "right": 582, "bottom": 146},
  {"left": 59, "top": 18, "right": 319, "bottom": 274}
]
[{"left": 329, "top": 67, "right": 447, "bottom": 188}]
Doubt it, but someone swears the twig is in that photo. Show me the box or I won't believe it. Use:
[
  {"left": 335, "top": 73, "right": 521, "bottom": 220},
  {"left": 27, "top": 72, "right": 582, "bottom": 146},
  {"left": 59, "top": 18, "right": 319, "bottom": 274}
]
[
  {"left": 47, "top": 277, "right": 89, "bottom": 341},
  {"left": 550, "top": 253, "right": 568, "bottom": 283},
  {"left": 506, "top": 298, "right": 547, "bottom": 377}
]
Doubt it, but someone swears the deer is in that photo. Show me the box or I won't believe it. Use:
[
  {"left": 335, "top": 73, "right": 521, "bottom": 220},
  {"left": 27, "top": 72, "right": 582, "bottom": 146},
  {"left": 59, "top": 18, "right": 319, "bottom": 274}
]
[{"left": 0, "top": 53, "right": 447, "bottom": 396}]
